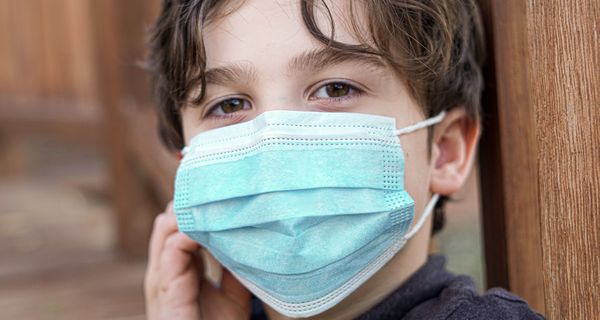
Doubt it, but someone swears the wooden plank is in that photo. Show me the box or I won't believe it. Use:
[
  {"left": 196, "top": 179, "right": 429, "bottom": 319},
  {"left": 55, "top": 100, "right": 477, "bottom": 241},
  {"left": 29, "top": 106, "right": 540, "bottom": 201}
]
[
  {"left": 8, "top": 1, "right": 44, "bottom": 97},
  {"left": 0, "top": 1, "right": 13, "bottom": 91},
  {"left": 63, "top": 0, "right": 97, "bottom": 102},
  {"left": 0, "top": 97, "right": 102, "bottom": 144},
  {"left": 89, "top": 0, "right": 146, "bottom": 257},
  {"left": 0, "top": 0, "right": 97, "bottom": 104},
  {"left": 89, "top": 0, "right": 165, "bottom": 257},
  {"left": 489, "top": 0, "right": 546, "bottom": 313},
  {"left": 478, "top": 0, "right": 600, "bottom": 318},
  {"left": 116, "top": 0, "right": 156, "bottom": 108},
  {"left": 527, "top": 2, "right": 600, "bottom": 318},
  {"left": 39, "top": 0, "right": 67, "bottom": 97}
]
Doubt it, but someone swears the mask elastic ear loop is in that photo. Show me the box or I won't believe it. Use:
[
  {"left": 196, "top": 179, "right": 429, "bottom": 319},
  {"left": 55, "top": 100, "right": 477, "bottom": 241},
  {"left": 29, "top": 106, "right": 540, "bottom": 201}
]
[
  {"left": 393, "top": 112, "right": 445, "bottom": 239},
  {"left": 394, "top": 111, "right": 446, "bottom": 136},
  {"left": 181, "top": 146, "right": 190, "bottom": 156},
  {"left": 404, "top": 193, "right": 440, "bottom": 239}
]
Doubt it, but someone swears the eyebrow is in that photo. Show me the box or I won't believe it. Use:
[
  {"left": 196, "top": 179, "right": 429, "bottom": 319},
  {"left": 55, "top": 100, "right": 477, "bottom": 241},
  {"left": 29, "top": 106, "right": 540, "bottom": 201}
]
[
  {"left": 203, "top": 47, "right": 387, "bottom": 87},
  {"left": 288, "top": 47, "right": 386, "bottom": 74},
  {"left": 204, "top": 62, "right": 258, "bottom": 87}
]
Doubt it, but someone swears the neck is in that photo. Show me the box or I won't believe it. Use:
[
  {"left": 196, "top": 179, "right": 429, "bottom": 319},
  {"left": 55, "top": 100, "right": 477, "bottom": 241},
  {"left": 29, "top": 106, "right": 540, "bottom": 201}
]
[{"left": 264, "top": 219, "right": 432, "bottom": 320}]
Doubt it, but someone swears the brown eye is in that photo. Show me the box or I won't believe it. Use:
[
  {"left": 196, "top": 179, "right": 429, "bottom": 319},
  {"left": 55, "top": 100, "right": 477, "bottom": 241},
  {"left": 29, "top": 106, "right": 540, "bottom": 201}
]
[
  {"left": 220, "top": 98, "right": 246, "bottom": 113},
  {"left": 206, "top": 97, "right": 251, "bottom": 117},
  {"left": 311, "top": 81, "right": 361, "bottom": 101},
  {"left": 325, "top": 83, "right": 350, "bottom": 97}
]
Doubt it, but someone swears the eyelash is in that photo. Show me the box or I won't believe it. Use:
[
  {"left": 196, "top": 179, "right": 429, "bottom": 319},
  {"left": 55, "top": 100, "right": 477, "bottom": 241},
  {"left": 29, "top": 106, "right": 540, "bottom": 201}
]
[{"left": 203, "top": 81, "right": 363, "bottom": 121}]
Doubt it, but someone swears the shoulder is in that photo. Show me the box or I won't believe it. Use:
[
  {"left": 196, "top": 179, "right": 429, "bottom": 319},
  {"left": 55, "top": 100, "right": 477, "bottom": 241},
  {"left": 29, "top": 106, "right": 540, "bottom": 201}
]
[
  {"left": 405, "top": 275, "right": 545, "bottom": 320},
  {"left": 443, "top": 281, "right": 545, "bottom": 320}
]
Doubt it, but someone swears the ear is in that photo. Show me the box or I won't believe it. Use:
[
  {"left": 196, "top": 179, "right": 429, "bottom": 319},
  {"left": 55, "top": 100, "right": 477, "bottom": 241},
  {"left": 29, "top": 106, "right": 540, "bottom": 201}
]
[{"left": 430, "top": 107, "right": 480, "bottom": 195}]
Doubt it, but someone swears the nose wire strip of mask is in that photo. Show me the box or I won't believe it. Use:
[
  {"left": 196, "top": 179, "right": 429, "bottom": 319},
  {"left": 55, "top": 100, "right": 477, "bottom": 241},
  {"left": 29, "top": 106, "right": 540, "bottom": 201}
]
[
  {"left": 181, "top": 111, "right": 447, "bottom": 155},
  {"left": 181, "top": 128, "right": 386, "bottom": 156},
  {"left": 184, "top": 129, "right": 365, "bottom": 153},
  {"left": 181, "top": 111, "right": 446, "bottom": 155}
]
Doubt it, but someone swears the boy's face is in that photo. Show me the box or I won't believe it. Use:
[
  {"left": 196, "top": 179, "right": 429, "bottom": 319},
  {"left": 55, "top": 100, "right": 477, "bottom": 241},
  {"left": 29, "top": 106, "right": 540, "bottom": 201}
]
[
  {"left": 181, "top": 0, "right": 434, "bottom": 225},
  {"left": 180, "top": 0, "right": 445, "bottom": 318}
]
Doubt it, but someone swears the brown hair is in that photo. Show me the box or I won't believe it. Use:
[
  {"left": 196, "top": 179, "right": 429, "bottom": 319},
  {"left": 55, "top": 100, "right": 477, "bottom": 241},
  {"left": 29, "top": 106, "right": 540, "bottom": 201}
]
[{"left": 146, "top": 0, "right": 485, "bottom": 235}]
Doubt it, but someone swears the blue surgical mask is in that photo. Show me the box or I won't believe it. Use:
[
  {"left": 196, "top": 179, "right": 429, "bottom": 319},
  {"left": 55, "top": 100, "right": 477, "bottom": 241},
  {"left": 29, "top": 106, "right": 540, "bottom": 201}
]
[{"left": 174, "top": 110, "right": 445, "bottom": 318}]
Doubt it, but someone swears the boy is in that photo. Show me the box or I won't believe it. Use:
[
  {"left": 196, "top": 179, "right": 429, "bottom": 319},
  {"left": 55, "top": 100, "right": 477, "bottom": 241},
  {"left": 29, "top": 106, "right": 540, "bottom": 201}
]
[{"left": 144, "top": 0, "right": 544, "bottom": 319}]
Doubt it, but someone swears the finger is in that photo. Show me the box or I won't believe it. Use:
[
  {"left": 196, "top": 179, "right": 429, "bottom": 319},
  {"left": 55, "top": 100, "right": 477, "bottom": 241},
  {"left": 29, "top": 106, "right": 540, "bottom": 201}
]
[
  {"left": 150, "top": 201, "right": 176, "bottom": 248},
  {"left": 221, "top": 268, "right": 251, "bottom": 310},
  {"left": 165, "top": 201, "right": 174, "bottom": 215},
  {"left": 159, "top": 232, "right": 201, "bottom": 281},
  {"left": 148, "top": 210, "right": 179, "bottom": 268}
]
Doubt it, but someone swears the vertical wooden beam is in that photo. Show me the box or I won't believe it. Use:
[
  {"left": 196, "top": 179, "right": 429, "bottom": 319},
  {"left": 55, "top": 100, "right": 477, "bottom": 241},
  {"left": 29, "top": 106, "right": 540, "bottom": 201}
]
[
  {"left": 89, "top": 0, "right": 155, "bottom": 257},
  {"left": 492, "top": 0, "right": 546, "bottom": 313},
  {"left": 478, "top": 0, "right": 600, "bottom": 318},
  {"left": 89, "top": 0, "right": 131, "bottom": 255},
  {"left": 528, "top": 2, "right": 600, "bottom": 318},
  {"left": 480, "top": 0, "right": 546, "bottom": 312}
]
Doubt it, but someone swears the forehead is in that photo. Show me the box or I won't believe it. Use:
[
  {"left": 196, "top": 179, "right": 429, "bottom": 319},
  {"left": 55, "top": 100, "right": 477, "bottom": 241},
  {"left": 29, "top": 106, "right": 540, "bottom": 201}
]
[{"left": 203, "top": 0, "right": 366, "bottom": 69}]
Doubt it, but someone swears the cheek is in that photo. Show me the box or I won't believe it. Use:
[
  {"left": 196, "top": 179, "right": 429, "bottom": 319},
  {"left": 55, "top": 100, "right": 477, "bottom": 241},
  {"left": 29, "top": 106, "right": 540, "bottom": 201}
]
[{"left": 400, "top": 131, "right": 432, "bottom": 214}]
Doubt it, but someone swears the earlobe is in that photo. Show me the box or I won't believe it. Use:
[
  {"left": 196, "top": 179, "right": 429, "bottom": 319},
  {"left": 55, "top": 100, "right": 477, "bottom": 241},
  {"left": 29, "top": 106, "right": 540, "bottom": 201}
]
[{"left": 430, "top": 108, "right": 480, "bottom": 196}]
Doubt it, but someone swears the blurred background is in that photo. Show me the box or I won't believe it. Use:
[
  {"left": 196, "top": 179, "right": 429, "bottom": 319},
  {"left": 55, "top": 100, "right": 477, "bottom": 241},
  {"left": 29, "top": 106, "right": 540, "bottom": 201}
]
[{"left": 0, "top": 1, "right": 484, "bottom": 319}]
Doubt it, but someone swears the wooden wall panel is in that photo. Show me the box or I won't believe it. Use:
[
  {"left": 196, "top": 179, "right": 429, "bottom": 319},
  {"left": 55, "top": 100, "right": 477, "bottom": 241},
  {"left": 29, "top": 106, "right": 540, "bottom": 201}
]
[
  {"left": 479, "top": 0, "right": 600, "bottom": 318},
  {"left": 527, "top": 2, "right": 600, "bottom": 318},
  {"left": 1, "top": 0, "right": 170, "bottom": 256},
  {"left": 492, "top": 0, "right": 547, "bottom": 312},
  {"left": 0, "top": 0, "right": 100, "bottom": 143},
  {"left": 89, "top": 0, "right": 171, "bottom": 257},
  {"left": 0, "top": 1, "right": 14, "bottom": 92},
  {"left": 62, "top": 0, "right": 97, "bottom": 104},
  {"left": 0, "top": 0, "right": 96, "bottom": 103}
]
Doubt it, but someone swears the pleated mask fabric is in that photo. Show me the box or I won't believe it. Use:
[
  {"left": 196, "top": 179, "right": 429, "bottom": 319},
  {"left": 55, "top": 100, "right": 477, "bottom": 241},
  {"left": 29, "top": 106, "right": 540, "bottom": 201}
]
[{"left": 173, "top": 110, "right": 445, "bottom": 318}]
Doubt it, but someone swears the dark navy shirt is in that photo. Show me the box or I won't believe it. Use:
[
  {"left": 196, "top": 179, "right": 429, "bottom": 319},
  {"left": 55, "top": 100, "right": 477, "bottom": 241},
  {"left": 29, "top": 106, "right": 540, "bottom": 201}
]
[{"left": 251, "top": 254, "right": 544, "bottom": 319}]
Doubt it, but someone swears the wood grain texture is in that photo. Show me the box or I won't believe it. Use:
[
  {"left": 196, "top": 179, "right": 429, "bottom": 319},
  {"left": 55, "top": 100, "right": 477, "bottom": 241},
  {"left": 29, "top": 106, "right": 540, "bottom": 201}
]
[
  {"left": 0, "top": 0, "right": 97, "bottom": 103},
  {"left": 527, "top": 1, "right": 600, "bottom": 318},
  {"left": 489, "top": 0, "right": 546, "bottom": 313},
  {"left": 481, "top": 0, "right": 600, "bottom": 318}
]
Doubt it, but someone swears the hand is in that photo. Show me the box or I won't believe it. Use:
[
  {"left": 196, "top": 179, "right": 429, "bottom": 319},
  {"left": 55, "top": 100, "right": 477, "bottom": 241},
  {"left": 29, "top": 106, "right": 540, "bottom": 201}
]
[{"left": 144, "top": 202, "right": 252, "bottom": 319}]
